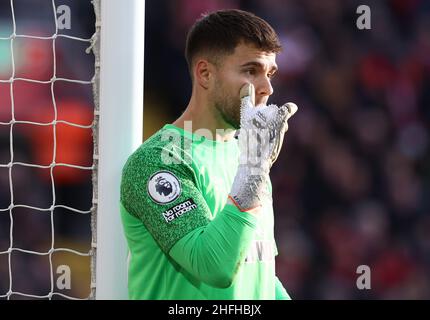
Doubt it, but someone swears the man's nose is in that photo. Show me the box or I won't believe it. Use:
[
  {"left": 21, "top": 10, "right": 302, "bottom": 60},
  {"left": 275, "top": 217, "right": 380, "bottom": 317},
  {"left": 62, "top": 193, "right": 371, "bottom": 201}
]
[{"left": 255, "top": 76, "right": 273, "bottom": 100}]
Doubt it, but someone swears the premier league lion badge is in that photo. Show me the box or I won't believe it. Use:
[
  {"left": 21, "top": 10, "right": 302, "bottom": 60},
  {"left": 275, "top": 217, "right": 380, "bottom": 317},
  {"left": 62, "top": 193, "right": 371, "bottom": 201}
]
[{"left": 147, "top": 171, "right": 182, "bottom": 204}]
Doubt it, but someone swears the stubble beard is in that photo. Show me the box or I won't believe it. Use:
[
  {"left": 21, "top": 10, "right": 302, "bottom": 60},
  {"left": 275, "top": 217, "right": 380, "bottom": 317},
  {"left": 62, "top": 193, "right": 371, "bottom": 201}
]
[{"left": 212, "top": 82, "right": 241, "bottom": 130}]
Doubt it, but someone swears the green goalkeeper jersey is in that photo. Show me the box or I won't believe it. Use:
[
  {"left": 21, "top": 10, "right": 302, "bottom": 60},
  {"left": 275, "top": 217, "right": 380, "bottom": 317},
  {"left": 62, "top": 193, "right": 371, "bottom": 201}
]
[{"left": 120, "top": 124, "right": 290, "bottom": 300}]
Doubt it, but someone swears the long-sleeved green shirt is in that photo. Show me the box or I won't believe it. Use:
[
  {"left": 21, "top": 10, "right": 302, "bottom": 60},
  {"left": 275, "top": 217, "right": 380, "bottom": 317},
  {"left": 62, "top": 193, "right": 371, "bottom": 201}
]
[{"left": 120, "top": 124, "right": 290, "bottom": 299}]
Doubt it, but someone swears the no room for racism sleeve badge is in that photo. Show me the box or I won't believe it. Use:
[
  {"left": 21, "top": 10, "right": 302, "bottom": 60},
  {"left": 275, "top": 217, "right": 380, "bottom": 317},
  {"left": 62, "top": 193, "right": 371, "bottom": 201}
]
[{"left": 147, "top": 171, "right": 182, "bottom": 204}]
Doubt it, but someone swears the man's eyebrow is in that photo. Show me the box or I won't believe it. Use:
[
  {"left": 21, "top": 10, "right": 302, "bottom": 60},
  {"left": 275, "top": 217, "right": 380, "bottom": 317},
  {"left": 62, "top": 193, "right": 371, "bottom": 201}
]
[{"left": 240, "top": 61, "right": 278, "bottom": 72}]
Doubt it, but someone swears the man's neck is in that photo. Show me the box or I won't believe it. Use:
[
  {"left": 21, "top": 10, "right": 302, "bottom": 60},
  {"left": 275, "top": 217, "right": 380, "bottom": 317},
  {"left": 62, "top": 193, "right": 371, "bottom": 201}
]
[{"left": 172, "top": 95, "right": 237, "bottom": 142}]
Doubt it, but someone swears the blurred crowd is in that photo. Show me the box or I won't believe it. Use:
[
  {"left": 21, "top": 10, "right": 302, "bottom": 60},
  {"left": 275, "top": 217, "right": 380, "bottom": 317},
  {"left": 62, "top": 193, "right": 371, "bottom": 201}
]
[
  {"left": 0, "top": 0, "right": 429, "bottom": 300},
  {"left": 145, "top": 0, "right": 430, "bottom": 299}
]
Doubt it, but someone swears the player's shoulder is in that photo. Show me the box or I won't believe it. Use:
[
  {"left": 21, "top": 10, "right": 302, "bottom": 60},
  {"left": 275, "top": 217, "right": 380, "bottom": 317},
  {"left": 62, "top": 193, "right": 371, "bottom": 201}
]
[{"left": 122, "top": 125, "right": 192, "bottom": 175}]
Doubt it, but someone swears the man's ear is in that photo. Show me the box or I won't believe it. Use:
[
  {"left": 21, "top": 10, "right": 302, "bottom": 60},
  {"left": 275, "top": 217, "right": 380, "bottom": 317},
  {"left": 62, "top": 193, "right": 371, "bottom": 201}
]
[{"left": 194, "top": 59, "right": 213, "bottom": 90}]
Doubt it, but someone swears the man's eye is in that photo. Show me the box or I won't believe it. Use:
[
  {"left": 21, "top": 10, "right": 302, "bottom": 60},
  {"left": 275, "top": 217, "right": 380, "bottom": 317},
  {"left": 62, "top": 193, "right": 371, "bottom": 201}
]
[
  {"left": 245, "top": 69, "right": 256, "bottom": 76},
  {"left": 268, "top": 72, "right": 276, "bottom": 80}
]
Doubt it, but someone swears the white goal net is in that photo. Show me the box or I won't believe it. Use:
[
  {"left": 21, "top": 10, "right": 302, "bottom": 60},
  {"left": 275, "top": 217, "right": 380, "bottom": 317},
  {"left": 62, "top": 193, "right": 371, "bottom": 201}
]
[
  {"left": 0, "top": 0, "right": 99, "bottom": 300},
  {"left": 0, "top": 0, "right": 143, "bottom": 300}
]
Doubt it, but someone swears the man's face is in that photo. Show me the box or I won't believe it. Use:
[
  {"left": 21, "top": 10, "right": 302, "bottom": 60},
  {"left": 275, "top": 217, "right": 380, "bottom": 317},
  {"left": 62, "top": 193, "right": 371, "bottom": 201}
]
[{"left": 210, "top": 42, "right": 278, "bottom": 129}]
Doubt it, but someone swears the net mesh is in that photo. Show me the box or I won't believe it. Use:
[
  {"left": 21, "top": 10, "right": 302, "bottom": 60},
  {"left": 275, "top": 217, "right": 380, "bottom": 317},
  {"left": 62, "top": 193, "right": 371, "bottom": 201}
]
[{"left": 0, "top": 0, "right": 100, "bottom": 300}]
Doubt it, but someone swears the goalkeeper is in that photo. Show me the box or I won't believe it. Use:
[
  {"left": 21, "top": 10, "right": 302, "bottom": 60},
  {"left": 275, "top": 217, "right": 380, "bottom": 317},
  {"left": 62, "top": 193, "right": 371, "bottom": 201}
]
[{"left": 120, "top": 9, "right": 298, "bottom": 300}]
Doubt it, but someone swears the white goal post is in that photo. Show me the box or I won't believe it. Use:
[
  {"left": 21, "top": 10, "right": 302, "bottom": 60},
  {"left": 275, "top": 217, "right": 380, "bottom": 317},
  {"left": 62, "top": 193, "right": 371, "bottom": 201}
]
[{"left": 95, "top": 0, "right": 145, "bottom": 299}]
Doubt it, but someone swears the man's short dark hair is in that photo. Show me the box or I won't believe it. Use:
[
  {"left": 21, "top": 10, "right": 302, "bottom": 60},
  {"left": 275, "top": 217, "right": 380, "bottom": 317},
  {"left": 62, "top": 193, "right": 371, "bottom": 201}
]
[{"left": 185, "top": 9, "right": 282, "bottom": 76}]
